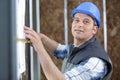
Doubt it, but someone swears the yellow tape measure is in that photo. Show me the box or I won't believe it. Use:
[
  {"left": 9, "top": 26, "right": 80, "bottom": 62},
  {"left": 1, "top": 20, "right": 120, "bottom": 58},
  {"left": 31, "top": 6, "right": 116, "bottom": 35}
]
[{"left": 17, "top": 39, "right": 31, "bottom": 43}]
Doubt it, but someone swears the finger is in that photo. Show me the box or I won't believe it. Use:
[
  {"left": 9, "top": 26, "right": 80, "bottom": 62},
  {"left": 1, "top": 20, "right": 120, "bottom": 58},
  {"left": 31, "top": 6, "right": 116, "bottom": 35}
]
[
  {"left": 24, "top": 27, "right": 38, "bottom": 39},
  {"left": 25, "top": 32, "right": 38, "bottom": 43},
  {"left": 24, "top": 26, "right": 33, "bottom": 33},
  {"left": 24, "top": 26, "right": 31, "bottom": 30},
  {"left": 25, "top": 31, "right": 38, "bottom": 40},
  {"left": 24, "top": 26, "right": 36, "bottom": 34}
]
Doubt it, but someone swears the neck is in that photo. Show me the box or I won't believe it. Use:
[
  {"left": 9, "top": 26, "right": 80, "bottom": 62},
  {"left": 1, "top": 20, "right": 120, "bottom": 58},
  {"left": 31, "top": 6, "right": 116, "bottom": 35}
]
[
  {"left": 73, "top": 39, "right": 85, "bottom": 47},
  {"left": 73, "top": 36, "right": 94, "bottom": 47}
]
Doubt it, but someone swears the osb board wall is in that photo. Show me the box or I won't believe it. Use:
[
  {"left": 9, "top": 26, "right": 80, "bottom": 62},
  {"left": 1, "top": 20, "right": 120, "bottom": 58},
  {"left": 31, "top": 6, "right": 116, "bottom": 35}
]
[
  {"left": 107, "top": 0, "right": 120, "bottom": 80},
  {"left": 23, "top": 0, "right": 120, "bottom": 80}
]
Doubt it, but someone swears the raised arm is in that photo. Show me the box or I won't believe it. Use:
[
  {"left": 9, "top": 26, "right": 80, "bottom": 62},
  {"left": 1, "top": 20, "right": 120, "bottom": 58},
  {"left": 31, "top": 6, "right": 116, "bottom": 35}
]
[
  {"left": 24, "top": 26, "right": 65, "bottom": 80},
  {"left": 39, "top": 33, "right": 59, "bottom": 54}
]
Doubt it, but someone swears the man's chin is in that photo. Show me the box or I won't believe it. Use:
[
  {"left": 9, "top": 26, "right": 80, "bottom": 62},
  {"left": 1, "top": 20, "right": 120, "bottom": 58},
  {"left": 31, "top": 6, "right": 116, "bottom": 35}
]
[{"left": 74, "top": 36, "right": 83, "bottom": 40}]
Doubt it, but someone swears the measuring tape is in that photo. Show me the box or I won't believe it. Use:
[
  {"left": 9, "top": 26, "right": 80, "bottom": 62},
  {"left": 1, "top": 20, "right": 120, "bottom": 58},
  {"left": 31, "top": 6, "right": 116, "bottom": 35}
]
[{"left": 17, "top": 38, "right": 31, "bottom": 43}]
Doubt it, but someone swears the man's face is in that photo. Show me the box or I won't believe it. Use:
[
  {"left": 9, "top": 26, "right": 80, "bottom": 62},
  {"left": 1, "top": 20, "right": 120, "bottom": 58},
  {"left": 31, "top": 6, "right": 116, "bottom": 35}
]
[{"left": 71, "top": 13, "right": 98, "bottom": 41}]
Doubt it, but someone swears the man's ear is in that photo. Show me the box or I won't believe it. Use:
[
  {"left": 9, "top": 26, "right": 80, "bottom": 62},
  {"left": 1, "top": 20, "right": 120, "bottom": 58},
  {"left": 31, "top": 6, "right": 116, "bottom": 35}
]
[{"left": 92, "top": 26, "right": 98, "bottom": 35}]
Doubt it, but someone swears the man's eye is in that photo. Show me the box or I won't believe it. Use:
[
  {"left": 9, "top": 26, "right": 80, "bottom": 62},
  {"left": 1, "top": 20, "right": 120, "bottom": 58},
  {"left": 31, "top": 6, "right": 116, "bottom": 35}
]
[
  {"left": 74, "top": 19, "right": 79, "bottom": 22},
  {"left": 83, "top": 19, "right": 90, "bottom": 24}
]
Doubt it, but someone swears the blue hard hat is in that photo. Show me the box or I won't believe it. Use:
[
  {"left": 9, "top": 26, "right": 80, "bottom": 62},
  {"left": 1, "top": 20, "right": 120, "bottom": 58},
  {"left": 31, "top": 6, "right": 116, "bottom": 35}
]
[{"left": 71, "top": 2, "right": 100, "bottom": 28}]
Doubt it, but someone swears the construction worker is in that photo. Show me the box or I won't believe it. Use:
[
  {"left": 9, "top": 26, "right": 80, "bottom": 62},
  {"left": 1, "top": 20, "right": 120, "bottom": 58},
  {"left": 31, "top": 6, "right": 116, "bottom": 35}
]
[{"left": 24, "top": 2, "right": 112, "bottom": 80}]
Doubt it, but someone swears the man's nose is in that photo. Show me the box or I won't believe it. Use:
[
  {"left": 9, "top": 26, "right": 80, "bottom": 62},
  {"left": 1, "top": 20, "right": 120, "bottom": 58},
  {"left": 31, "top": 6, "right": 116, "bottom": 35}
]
[{"left": 76, "top": 21, "right": 84, "bottom": 28}]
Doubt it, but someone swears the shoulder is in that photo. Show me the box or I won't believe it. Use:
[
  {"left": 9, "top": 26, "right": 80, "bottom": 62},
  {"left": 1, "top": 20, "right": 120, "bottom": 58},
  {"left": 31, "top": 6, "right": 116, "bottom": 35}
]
[
  {"left": 80, "top": 57, "right": 106, "bottom": 67},
  {"left": 64, "top": 57, "right": 107, "bottom": 79}
]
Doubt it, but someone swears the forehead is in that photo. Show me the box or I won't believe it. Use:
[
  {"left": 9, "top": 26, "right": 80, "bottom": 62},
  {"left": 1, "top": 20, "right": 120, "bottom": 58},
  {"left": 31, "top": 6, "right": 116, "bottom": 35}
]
[{"left": 74, "top": 13, "right": 93, "bottom": 20}]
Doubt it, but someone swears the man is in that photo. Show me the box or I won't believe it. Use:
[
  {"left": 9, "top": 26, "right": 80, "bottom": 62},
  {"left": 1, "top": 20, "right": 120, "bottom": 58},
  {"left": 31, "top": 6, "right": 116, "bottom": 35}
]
[{"left": 24, "top": 2, "right": 112, "bottom": 80}]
